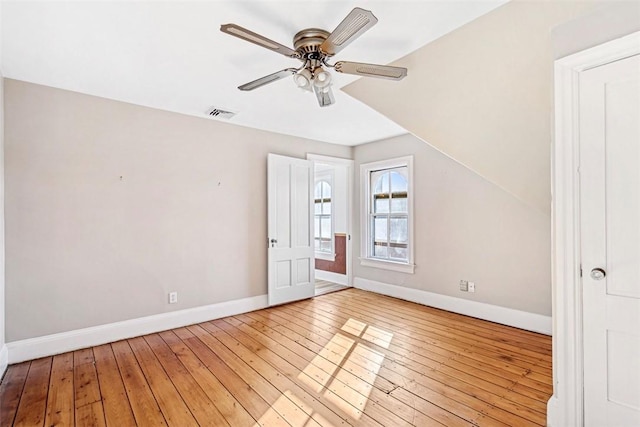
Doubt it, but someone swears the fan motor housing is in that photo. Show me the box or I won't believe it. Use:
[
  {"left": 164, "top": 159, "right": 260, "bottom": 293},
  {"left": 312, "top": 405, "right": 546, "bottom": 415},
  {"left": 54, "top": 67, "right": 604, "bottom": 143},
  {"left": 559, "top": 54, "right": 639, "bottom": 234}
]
[{"left": 293, "top": 28, "right": 330, "bottom": 59}]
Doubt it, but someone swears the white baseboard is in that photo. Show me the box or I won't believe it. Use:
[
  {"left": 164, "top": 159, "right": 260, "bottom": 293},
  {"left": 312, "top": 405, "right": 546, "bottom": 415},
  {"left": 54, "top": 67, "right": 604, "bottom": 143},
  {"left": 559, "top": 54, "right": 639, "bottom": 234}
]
[
  {"left": 0, "top": 344, "right": 8, "bottom": 377},
  {"left": 546, "top": 395, "right": 562, "bottom": 427},
  {"left": 353, "top": 277, "right": 552, "bottom": 335},
  {"left": 315, "top": 270, "right": 349, "bottom": 286},
  {"left": 7, "top": 294, "right": 268, "bottom": 364}
]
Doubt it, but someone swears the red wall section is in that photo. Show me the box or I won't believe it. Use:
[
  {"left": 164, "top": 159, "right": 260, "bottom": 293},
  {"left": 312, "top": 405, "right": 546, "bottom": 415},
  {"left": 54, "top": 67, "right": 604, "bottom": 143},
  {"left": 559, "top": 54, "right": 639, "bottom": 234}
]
[{"left": 316, "top": 233, "right": 347, "bottom": 274}]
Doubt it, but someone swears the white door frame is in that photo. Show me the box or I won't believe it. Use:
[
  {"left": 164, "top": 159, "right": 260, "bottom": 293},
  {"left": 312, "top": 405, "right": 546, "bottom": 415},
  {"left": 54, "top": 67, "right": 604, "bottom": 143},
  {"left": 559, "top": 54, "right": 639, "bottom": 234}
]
[
  {"left": 549, "top": 31, "right": 640, "bottom": 427},
  {"left": 307, "top": 153, "right": 354, "bottom": 286}
]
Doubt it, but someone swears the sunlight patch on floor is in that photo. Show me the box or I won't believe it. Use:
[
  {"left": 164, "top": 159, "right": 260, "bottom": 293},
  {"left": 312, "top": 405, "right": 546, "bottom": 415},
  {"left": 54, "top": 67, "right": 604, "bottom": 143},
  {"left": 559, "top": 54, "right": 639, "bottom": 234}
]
[{"left": 296, "top": 318, "right": 393, "bottom": 421}]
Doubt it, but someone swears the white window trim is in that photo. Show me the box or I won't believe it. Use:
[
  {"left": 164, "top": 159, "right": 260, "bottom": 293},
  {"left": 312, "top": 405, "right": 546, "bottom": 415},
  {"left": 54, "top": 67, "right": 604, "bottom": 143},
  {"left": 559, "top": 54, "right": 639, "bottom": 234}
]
[
  {"left": 360, "top": 156, "right": 415, "bottom": 274},
  {"left": 314, "top": 171, "right": 335, "bottom": 260}
]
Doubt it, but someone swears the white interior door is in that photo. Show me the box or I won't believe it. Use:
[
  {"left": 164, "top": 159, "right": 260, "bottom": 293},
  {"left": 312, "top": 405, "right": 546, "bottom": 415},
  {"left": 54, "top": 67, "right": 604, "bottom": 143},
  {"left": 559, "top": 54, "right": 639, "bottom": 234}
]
[
  {"left": 268, "top": 153, "right": 315, "bottom": 306},
  {"left": 580, "top": 54, "right": 640, "bottom": 426}
]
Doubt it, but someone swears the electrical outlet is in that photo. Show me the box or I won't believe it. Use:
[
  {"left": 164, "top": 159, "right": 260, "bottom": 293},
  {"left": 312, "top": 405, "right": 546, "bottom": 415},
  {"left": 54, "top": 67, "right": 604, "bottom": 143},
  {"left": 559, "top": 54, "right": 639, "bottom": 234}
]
[
  {"left": 169, "top": 291, "right": 178, "bottom": 304},
  {"left": 459, "top": 280, "right": 468, "bottom": 291},
  {"left": 468, "top": 282, "right": 475, "bottom": 293}
]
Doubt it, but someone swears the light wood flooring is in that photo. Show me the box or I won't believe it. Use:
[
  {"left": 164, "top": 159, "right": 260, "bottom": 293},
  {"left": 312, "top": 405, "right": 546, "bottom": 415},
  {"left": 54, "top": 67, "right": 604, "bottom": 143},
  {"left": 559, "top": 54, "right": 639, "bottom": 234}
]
[{"left": 0, "top": 288, "right": 552, "bottom": 426}]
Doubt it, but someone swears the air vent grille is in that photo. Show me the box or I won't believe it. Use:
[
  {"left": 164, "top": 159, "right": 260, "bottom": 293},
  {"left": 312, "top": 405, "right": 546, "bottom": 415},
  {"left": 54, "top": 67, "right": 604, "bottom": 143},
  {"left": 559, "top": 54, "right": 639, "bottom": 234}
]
[{"left": 206, "top": 107, "right": 236, "bottom": 120}]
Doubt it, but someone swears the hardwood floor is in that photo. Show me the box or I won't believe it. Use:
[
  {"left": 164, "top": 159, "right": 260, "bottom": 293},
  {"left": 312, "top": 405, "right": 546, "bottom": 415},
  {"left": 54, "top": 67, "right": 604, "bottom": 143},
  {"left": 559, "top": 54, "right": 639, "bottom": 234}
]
[{"left": 0, "top": 288, "right": 552, "bottom": 426}]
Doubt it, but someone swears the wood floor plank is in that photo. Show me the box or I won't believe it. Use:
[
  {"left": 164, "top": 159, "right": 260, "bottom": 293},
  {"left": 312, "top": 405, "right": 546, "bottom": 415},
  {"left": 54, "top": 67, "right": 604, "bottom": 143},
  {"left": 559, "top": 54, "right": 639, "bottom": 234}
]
[
  {"left": 0, "top": 289, "right": 552, "bottom": 427},
  {"left": 187, "top": 324, "right": 325, "bottom": 427},
  {"left": 127, "top": 336, "right": 198, "bottom": 427},
  {"left": 143, "top": 333, "right": 231, "bottom": 426},
  {"left": 223, "top": 316, "right": 460, "bottom": 427},
  {"left": 170, "top": 327, "right": 286, "bottom": 426},
  {"left": 157, "top": 330, "right": 257, "bottom": 427},
  {"left": 13, "top": 357, "right": 52, "bottom": 427},
  {"left": 0, "top": 362, "right": 30, "bottom": 427},
  {"left": 111, "top": 340, "right": 168, "bottom": 427},
  {"left": 43, "top": 353, "right": 74, "bottom": 427},
  {"left": 93, "top": 344, "right": 137, "bottom": 427},
  {"left": 210, "top": 318, "right": 385, "bottom": 427}
]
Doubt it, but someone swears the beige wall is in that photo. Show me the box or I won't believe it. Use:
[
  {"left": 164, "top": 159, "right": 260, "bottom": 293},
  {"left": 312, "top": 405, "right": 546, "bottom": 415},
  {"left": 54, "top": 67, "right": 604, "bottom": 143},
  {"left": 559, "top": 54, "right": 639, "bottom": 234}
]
[
  {"left": 552, "top": 1, "right": 640, "bottom": 59},
  {"left": 4, "top": 79, "right": 351, "bottom": 342},
  {"left": 344, "top": 0, "right": 612, "bottom": 214},
  {"left": 354, "top": 134, "right": 551, "bottom": 315}
]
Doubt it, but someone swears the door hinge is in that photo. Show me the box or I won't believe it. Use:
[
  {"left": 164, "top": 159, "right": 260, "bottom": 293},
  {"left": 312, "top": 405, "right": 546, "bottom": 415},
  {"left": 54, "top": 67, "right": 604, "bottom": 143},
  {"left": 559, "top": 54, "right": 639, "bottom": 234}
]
[
  {"left": 348, "top": 234, "right": 351, "bottom": 241},
  {"left": 580, "top": 264, "right": 583, "bottom": 277}
]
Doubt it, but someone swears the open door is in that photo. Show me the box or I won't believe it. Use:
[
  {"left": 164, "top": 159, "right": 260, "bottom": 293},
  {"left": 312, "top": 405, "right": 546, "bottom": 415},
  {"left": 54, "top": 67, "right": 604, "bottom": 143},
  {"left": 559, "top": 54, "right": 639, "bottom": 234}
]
[{"left": 267, "top": 153, "right": 315, "bottom": 306}]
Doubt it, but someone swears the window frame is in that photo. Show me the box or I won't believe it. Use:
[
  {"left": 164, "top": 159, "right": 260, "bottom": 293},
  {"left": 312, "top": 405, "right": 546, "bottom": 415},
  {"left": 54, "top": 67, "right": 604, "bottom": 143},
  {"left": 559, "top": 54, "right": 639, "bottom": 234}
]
[
  {"left": 360, "top": 156, "right": 415, "bottom": 274},
  {"left": 314, "top": 171, "right": 335, "bottom": 261}
]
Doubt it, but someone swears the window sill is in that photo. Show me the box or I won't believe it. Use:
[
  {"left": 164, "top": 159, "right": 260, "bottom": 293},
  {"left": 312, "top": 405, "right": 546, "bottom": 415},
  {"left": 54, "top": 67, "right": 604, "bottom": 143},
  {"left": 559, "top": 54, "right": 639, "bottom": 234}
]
[
  {"left": 359, "top": 258, "right": 415, "bottom": 274},
  {"left": 316, "top": 252, "right": 336, "bottom": 262}
]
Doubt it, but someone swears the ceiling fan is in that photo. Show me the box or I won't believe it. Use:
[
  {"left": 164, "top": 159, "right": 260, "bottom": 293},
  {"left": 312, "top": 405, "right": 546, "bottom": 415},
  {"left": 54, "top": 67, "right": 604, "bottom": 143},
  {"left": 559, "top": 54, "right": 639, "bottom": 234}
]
[{"left": 220, "top": 7, "right": 408, "bottom": 107}]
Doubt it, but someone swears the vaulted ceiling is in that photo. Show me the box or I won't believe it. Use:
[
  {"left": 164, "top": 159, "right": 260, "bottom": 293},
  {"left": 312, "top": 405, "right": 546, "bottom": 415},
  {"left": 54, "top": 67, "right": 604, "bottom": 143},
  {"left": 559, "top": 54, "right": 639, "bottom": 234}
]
[{"left": 2, "top": 0, "right": 507, "bottom": 145}]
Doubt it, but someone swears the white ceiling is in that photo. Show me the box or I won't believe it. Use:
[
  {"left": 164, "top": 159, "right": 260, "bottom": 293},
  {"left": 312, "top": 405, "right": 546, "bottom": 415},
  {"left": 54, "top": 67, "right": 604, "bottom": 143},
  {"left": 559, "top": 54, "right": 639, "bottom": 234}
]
[{"left": 2, "top": 1, "right": 508, "bottom": 146}]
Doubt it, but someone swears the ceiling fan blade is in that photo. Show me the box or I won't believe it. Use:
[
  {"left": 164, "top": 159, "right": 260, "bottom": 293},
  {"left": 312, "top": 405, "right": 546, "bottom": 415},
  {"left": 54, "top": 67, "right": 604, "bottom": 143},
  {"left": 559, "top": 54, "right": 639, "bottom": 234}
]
[
  {"left": 320, "top": 7, "right": 378, "bottom": 56},
  {"left": 220, "top": 24, "right": 299, "bottom": 58},
  {"left": 313, "top": 85, "right": 335, "bottom": 107},
  {"left": 334, "top": 61, "right": 407, "bottom": 80},
  {"left": 238, "top": 68, "right": 297, "bottom": 91}
]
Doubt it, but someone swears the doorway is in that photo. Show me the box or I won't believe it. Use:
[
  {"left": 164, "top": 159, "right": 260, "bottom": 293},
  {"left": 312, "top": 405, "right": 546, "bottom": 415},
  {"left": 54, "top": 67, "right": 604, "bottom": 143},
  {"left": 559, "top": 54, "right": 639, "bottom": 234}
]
[{"left": 307, "top": 154, "right": 353, "bottom": 296}]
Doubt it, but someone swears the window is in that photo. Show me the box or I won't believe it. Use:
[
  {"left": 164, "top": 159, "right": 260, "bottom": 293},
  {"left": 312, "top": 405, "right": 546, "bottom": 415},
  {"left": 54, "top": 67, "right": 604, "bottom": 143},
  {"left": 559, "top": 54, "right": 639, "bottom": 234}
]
[
  {"left": 360, "top": 156, "right": 414, "bottom": 273},
  {"left": 314, "top": 179, "right": 333, "bottom": 256}
]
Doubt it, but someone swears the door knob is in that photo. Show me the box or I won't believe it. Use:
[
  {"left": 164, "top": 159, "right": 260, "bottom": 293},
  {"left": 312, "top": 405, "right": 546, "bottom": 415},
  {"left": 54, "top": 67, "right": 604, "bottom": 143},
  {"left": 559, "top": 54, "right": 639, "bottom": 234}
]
[
  {"left": 270, "top": 238, "right": 277, "bottom": 247},
  {"left": 590, "top": 268, "right": 606, "bottom": 280}
]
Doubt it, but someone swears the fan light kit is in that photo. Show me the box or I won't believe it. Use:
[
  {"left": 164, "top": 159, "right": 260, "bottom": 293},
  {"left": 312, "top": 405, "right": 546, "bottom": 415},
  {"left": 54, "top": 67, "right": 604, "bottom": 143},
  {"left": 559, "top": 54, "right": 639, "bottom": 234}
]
[{"left": 220, "top": 7, "right": 408, "bottom": 107}]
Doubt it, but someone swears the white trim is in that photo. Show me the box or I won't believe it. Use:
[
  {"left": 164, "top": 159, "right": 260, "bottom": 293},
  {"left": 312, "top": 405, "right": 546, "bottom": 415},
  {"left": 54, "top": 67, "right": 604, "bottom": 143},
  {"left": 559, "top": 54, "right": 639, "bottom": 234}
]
[
  {"left": 315, "top": 252, "right": 335, "bottom": 262},
  {"left": 306, "top": 154, "right": 353, "bottom": 166},
  {"left": 360, "top": 156, "right": 415, "bottom": 273},
  {"left": 0, "top": 345, "right": 8, "bottom": 377},
  {"left": 315, "top": 269, "right": 348, "bottom": 286},
  {"left": 550, "top": 31, "right": 640, "bottom": 427},
  {"left": 354, "top": 277, "right": 552, "bottom": 334},
  {"left": 6, "top": 294, "right": 267, "bottom": 364},
  {"left": 359, "top": 258, "right": 415, "bottom": 274}
]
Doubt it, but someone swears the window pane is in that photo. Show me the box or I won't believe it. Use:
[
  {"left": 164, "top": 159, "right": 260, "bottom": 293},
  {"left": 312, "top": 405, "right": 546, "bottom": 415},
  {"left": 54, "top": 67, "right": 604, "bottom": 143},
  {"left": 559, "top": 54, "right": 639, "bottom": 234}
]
[
  {"left": 322, "top": 181, "right": 331, "bottom": 199},
  {"left": 374, "top": 196, "right": 389, "bottom": 213},
  {"left": 314, "top": 182, "right": 322, "bottom": 199},
  {"left": 390, "top": 197, "right": 407, "bottom": 213},
  {"left": 314, "top": 217, "right": 320, "bottom": 237},
  {"left": 373, "top": 243, "right": 388, "bottom": 258},
  {"left": 373, "top": 216, "right": 388, "bottom": 242},
  {"left": 390, "top": 246, "right": 408, "bottom": 261},
  {"left": 390, "top": 217, "right": 408, "bottom": 243},
  {"left": 321, "top": 217, "right": 331, "bottom": 238},
  {"left": 320, "top": 240, "right": 332, "bottom": 252},
  {"left": 390, "top": 170, "right": 408, "bottom": 193},
  {"left": 315, "top": 238, "right": 320, "bottom": 250},
  {"left": 372, "top": 171, "right": 389, "bottom": 195},
  {"left": 315, "top": 202, "right": 321, "bottom": 215},
  {"left": 322, "top": 201, "right": 331, "bottom": 215}
]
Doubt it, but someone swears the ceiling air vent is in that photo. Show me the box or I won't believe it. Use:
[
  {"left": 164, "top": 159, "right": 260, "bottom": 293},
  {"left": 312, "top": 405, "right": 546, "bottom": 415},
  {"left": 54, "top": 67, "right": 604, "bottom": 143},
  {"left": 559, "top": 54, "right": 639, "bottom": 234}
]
[{"left": 206, "top": 107, "right": 236, "bottom": 120}]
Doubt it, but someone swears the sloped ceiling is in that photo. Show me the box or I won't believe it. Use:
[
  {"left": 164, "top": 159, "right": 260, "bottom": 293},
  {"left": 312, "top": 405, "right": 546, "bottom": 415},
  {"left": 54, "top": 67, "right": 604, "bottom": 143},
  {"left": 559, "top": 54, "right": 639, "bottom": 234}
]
[
  {"left": 2, "top": 0, "right": 507, "bottom": 145},
  {"left": 344, "top": 0, "right": 603, "bottom": 213}
]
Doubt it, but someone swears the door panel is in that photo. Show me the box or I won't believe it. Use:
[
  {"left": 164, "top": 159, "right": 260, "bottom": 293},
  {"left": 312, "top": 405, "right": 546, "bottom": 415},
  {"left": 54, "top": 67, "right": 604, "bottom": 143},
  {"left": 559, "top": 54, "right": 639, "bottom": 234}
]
[
  {"left": 580, "top": 54, "right": 640, "bottom": 426},
  {"left": 268, "top": 154, "right": 315, "bottom": 306}
]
